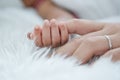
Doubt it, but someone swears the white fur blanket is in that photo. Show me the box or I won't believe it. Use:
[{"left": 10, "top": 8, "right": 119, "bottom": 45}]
[{"left": 0, "top": 0, "right": 120, "bottom": 80}]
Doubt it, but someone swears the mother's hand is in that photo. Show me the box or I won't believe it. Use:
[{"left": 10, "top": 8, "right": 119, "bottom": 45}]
[
  {"left": 23, "top": 0, "right": 35, "bottom": 7},
  {"left": 55, "top": 21, "right": 120, "bottom": 64}
]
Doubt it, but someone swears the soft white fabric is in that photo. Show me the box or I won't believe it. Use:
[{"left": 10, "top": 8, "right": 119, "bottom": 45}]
[
  {"left": 53, "top": 0, "right": 120, "bottom": 20},
  {"left": 0, "top": 0, "right": 24, "bottom": 8},
  {"left": 0, "top": 0, "right": 120, "bottom": 80}
]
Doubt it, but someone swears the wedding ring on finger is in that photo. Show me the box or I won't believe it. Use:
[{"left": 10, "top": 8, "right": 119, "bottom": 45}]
[{"left": 104, "top": 35, "right": 113, "bottom": 50}]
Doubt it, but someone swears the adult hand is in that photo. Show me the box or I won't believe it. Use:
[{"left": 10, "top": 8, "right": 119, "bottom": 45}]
[{"left": 55, "top": 20, "right": 120, "bottom": 64}]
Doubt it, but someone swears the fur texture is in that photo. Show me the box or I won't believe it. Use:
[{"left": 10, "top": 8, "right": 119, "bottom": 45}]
[{"left": 0, "top": 0, "right": 120, "bottom": 80}]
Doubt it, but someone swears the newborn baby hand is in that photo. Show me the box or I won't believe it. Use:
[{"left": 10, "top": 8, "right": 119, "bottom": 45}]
[{"left": 28, "top": 19, "right": 69, "bottom": 47}]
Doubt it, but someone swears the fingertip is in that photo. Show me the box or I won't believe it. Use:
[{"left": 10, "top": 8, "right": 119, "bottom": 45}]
[
  {"left": 44, "top": 19, "right": 50, "bottom": 25},
  {"left": 34, "top": 25, "right": 42, "bottom": 35},
  {"left": 34, "top": 25, "right": 40, "bottom": 31},
  {"left": 44, "top": 19, "right": 50, "bottom": 27},
  {"left": 81, "top": 59, "right": 88, "bottom": 64},
  {"left": 44, "top": 19, "right": 49, "bottom": 23},
  {"left": 82, "top": 54, "right": 95, "bottom": 64},
  {"left": 27, "top": 32, "right": 35, "bottom": 40},
  {"left": 30, "top": 33, "right": 34, "bottom": 40},
  {"left": 50, "top": 19, "right": 56, "bottom": 23},
  {"left": 35, "top": 26, "right": 39, "bottom": 30}
]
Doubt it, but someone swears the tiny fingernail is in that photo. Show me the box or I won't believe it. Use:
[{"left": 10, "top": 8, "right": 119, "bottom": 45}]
[
  {"left": 44, "top": 19, "right": 49, "bottom": 22},
  {"left": 30, "top": 33, "right": 34, "bottom": 39},
  {"left": 50, "top": 19, "right": 56, "bottom": 23},
  {"left": 35, "top": 26, "right": 39, "bottom": 30}
]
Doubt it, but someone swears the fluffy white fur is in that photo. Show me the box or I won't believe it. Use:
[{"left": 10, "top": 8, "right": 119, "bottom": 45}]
[{"left": 0, "top": 0, "right": 120, "bottom": 80}]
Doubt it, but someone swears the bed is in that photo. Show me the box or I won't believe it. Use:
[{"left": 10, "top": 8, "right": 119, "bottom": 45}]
[{"left": 0, "top": 0, "right": 120, "bottom": 80}]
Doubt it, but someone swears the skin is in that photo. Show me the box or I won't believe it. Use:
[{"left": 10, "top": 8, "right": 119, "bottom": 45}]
[
  {"left": 23, "top": 0, "right": 75, "bottom": 20},
  {"left": 28, "top": 19, "right": 120, "bottom": 64},
  {"left": 23, "top": 0, "right": 75, "bottom": 47},
  {"left": 23, "top": 0, "right": 120, "bottom": 63},
  {"left": 28, "top": 19, "right": 69, "bottom": 47}
]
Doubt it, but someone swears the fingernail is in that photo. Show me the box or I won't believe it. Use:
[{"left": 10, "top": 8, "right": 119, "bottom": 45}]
[
  {"left": 30, "top": 33, "right": 34, "bottom": 40},
  {"left": 34, "top": 26, "right": 39, "bottom": 30},
  {"left": 50, "top": 19, "right": 56, "bottom": 23},
  {"left": 44, "top": 19, "right": 49, "bottom": 22}
]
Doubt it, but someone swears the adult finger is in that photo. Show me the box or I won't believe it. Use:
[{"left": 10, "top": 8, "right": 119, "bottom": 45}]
[
  {"left": 55, "top": 37, "right": 82, "bottom": 57},
  {"left": 73, "top": 36, "right": 112, "bottom": 64},
  {"left": 109, "top": 34, "right": 120, "bottom": 49},
  {"left": 54, "top": 29, "right": 109, "bottom": 58},
  {"left": 65, "top": 19, "right": 105, "bottom": 35}
]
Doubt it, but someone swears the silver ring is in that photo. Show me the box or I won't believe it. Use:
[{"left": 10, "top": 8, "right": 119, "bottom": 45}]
[{"left": 104, "top": 35, "right": 113, "bottom": 50}]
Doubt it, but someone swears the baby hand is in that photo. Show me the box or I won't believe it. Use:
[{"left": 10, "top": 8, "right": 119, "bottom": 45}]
[{"left": 27, "top": 19, "right": 69, "bottom": 47}]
